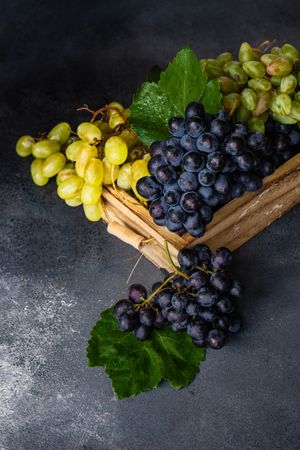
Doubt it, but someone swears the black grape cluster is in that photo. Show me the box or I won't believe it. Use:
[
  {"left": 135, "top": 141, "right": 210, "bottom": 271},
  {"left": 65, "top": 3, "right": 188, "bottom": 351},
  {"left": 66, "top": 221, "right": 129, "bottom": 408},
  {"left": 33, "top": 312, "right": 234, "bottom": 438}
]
[
  {"left": 113, "top": 244, "right": 242, "bottom": 349},
  {"left": 136, "top": 101, "right": 300, "bottom": 236}
]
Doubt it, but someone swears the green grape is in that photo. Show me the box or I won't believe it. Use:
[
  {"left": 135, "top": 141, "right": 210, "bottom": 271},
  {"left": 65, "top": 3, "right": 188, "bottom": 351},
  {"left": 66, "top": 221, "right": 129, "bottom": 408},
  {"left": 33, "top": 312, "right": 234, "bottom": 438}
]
[
  {"left": 248, "top": 78, "right": 272, "bottom": 92},
  {"left": 83, "top": 202, "right": 102, "bottom": 222},
  {"left": 57, "top": 176, "right": 84, "bottom": 200},
  {"left": 84, "top": 158, "right": 103, "bottom": 186},
  {"left": 56, "top": 168, "right": 77, "bottom": 185},
  {"left": 266, "top": 57, "right": 293, "bottom": 77},
  {"left": 65, "top": 194, "right": 82, "bottom": 207},
  {"left": 119, "top": 128, "right": 138, "bottom": 148},
  {"left": 294, "top": 92, "right": 300, "bottom": 103},
  {"left": 280, "top": 75, "right": 297, "bottom": 94},
  {"left": 199, "top": 59, "right": 207, "bottom": 70},
  {"left": 75, "top": 145, "right": 98, "bottom": 178},
  {"left": 219, "top": 76, "right": 240, "bottom": 94},
  {"left": 289, "top": 101, "right": 300, "bottom": 121},
  {"left": 281, "top": 43, "right": 299, "bottom": 63},
  {"left": 77, "top": 122, "right": 102, "bottom": 144},
  {"left": 235, "top": 104, "right": 252, "bottom": 122},
  {"left": 81, "top": 183, "right": 102, "bottom": 205},
  {"left": 95, "top": 120, "right": 111, "bottom": 134},
  {"left": 256, "top": 110, "right": 269, "bottom": 123},
  {"left": 32, "top": 139, "right": 60, "bottom": 158},
  {"left": 108, "top": 110, "right": 126, "bottom": 129},
  {"left": 222, "top": 93, "right": 241, "bottom": 113},
  {"left": 42, "top": 153, "right": 66, "bottom": 178},
  {"left": 122, "top": 107, "right": 130, "bottom": 119},
  {"left": 205, "top": 60, "right": 224, "bottom": 78},
  {"left": 241, "top": 88, "right": 257, "bottom": 111},
  {"left": 216, "top": 52, "right": 232, "bottom": 66},
  {"left": 131, "top": 159, "right": 150, "bottom": 181},
  {"left": 271, "top": 46, "right": 282, "bottom": 55},
  {"left": 242, "top": 61, "right": 266, "bottom": 78},
  {"left": 271, "top": 76, "right": 282, "bottom": 87},
  {"left": 102, "top": 157, "right": 120, "bottom": 185},
  {"left": 66, "top": 140, "right": 89, "bottom": 161},
  {"left": 64, "top": 162, "right": 74, "bottom": 170},
  {"left": 248, "top": 117, "right": 265, "bottom": 133},
  {"left": 272, "top": 113, "right": 297, "bottom": 124},
  {"left": 239, "top": 42, "right": 257, "bottom": 62},
  {"left": 252, "top": 92, "right": 272, "bottom": 116},
  {"left": 226, "top": 65, "right": 248, "bottom": 84},
  {"left": 271, "top": 93, "right": 292, "bottom": 115},
  {"left": 104, "top": 136, "right": 128, "bottom": 165},
  {"left": 117, "top": 162, "right": 132, "bottom": 190},
  {"left": 48, "top": 122, "right": 71, "bottom": 145},
  {"left": 16, "top": 135, "right": 35, "bottom": 157},
  {"left": 223, "top": 61, "right": 240, "bottom": 72},
  {"left": 108, "top": 101, "right": 124, "bottom": 112},
  {"left": 260, "top": 53, "right": 277, "bottom": 66},
  {"left": 31, "top": 158, "right": 49, "bottom": 186}
]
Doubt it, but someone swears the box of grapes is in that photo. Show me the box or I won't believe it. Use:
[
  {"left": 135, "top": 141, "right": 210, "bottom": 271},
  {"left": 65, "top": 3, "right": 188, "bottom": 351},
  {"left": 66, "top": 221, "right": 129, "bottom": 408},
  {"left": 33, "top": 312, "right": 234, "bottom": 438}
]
[{"left": 17, "top": 43, "right": 300, "bottom": 271}]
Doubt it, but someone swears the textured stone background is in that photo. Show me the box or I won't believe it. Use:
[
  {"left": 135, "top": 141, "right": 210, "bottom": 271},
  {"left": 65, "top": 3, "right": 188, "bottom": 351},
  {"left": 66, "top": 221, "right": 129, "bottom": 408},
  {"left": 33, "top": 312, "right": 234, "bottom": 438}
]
[{"left": 0, "top": 0, "right": 300, "bottom": 449}]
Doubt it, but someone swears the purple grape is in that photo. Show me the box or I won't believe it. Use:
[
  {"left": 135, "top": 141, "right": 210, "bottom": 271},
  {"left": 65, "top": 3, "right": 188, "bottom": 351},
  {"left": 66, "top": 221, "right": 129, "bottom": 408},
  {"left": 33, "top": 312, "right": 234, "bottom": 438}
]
[{"left": 128, "top": 284, "right": 147, "bottom": 304}]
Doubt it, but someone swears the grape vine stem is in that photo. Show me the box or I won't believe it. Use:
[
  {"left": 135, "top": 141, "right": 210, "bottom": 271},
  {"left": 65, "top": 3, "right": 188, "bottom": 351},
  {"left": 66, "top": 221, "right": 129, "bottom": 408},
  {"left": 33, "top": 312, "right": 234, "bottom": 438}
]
[{"left": 134, "top": 241, "right": 191, "bottom": 310}]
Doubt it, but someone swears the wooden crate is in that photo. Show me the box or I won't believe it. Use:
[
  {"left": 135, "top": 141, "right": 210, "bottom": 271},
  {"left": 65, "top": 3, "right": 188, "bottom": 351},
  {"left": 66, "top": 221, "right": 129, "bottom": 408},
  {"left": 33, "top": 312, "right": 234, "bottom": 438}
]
[{"left": 102, "top": 153, "right": 300, "bottom": 271}]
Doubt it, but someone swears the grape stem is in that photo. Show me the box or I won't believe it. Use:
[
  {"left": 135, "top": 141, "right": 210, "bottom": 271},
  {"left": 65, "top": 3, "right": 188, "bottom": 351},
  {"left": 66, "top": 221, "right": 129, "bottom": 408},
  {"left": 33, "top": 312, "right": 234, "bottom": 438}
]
[
  {"left": 134, "top": 273, "right": 177, "bottom": 310},
  {"left": 76, "top": 103, "right": 126, "bottom": 126},
  {"left": 134, "top": 241, "right": 192, "bottom": 310},
  {"left": 196, "top": 265, "right": 213, "bottom": 275},
  {"left": 164, "top": 241, "right": 189, "bottom": 280}
]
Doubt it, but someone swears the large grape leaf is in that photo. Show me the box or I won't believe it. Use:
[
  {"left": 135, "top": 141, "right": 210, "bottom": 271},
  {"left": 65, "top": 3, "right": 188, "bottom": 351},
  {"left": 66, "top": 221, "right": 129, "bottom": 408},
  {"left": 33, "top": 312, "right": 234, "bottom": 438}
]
[
  {"left": 129, "top": 47, "right": 222, "bottom": 147},
  {"left": 159, "top": 47, "right": 208, "bottom": 116},
  {"left": 87, "top": 308, "right": 205, "bottom": 399}
]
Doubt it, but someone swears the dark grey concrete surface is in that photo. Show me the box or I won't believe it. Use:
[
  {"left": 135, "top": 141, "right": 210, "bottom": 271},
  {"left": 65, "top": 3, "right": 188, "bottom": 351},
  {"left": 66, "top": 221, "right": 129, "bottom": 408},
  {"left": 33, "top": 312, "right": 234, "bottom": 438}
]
[{"left": 0, "top": 0, "right": 300, "bottom": 449}]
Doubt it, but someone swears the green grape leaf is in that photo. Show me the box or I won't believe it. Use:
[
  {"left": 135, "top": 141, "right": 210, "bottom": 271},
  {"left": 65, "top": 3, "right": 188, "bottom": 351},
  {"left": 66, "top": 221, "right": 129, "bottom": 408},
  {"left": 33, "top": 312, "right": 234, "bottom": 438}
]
[
  {"left": 129, "top": 82, "right": 172, "bottom": 146},
  {"left": 201, "top": 79, "right": 222, "bottom": 114},
  {"left": 159, "top": 47, "right": 208, "bottom": 116},
  {"left": 87, "top": 308, "right": 205, "bottom": 399},
  {"left": 129, "top": 47, "right": 221, "bottom": 146}
]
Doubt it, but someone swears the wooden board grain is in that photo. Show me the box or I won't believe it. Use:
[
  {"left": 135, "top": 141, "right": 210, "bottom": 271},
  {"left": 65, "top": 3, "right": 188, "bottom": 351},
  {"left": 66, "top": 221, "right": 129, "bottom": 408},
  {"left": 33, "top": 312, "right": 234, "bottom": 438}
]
[{"left": 103, "top": 154, "right": 300, "bottom": 270}]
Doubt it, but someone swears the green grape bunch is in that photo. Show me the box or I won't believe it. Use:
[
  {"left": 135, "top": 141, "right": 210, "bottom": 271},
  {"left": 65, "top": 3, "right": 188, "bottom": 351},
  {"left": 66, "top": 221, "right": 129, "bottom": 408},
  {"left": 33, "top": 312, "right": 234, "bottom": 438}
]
[
  {"left": 16, "top": 102, "right": 150, "bottom": 222},
  {"left": 201, "top": 41, "right": 300, "bottom": 132}
]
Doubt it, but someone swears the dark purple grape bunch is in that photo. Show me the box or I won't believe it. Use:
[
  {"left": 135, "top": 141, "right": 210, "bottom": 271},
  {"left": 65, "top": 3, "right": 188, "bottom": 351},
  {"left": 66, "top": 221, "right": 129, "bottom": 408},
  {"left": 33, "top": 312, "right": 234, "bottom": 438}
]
[
  {"left": 113, "top": 244, "right": 243, "bottom": 350},
  {"left": 137, "top": 101, "right": 300, "bottom": 237},
  {"left": 113, "top": 283, "right": 168, "bottom": 341}
]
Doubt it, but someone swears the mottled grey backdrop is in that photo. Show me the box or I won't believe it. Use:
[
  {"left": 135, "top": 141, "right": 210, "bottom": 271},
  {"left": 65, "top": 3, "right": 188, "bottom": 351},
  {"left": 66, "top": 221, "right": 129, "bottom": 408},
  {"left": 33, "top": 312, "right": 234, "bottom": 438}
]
[{"left": 0, "top": 0, "right": 299, "bottom": 449}]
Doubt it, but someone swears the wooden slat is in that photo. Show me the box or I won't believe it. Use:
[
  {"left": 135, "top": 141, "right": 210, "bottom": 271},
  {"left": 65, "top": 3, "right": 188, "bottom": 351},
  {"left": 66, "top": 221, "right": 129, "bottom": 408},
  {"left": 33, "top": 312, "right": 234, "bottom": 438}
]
[{"left": 104, "top": 186, "right": 190, "bottom": 249}]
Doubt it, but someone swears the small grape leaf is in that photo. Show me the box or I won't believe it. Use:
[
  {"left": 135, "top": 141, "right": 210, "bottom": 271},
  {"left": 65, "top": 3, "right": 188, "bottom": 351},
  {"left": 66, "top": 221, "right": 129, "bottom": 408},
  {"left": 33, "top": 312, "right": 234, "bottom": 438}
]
[
  {"left": 129, "top": 82, "right": 173, "bottom": 146},
  {"left": 129, "top": 47, "right": 221, "bottom": 147},
  {"left": 201, "top": 79, "right": 222, "bottom": 114},
  {"left": 87, "top": 308, "right": 205, "bottom": 399}
]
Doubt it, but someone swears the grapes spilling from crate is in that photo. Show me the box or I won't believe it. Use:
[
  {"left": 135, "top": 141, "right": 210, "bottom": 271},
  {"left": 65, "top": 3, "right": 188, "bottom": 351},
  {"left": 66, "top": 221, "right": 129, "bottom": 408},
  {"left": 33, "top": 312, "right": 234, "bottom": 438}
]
[
  {"left": 112, "top": 244, "right": 242, "bottom": 350},
  {"left": 136, "top": 101, "right": 300, "bottom": 237}
]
